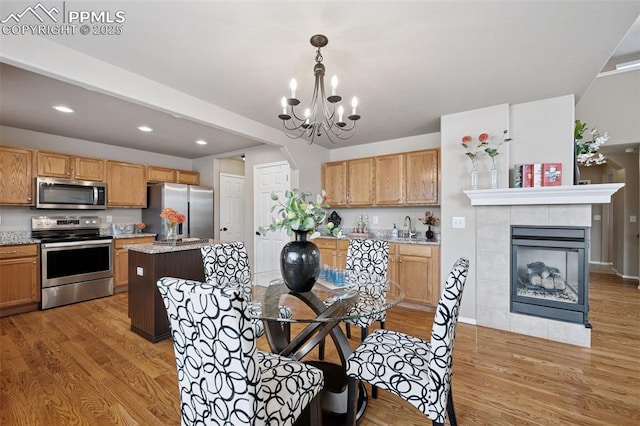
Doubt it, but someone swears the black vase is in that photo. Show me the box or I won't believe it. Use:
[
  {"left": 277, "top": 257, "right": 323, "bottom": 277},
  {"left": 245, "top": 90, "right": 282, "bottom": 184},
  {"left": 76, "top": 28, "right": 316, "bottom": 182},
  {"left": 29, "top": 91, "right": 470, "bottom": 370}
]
[
  {"left": 426, "top": 226, "right": 435, "bottom": 240},
  {"left": 280, "top": 230, "right": 320, "bottom": 293}
]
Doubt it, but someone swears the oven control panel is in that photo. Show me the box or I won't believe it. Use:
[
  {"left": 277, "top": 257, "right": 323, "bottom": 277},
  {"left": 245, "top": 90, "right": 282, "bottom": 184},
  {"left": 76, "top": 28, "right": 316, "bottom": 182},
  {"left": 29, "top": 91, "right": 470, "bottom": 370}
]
[{"left": 31, "top": 216, "right": 101, "bottom": 231}]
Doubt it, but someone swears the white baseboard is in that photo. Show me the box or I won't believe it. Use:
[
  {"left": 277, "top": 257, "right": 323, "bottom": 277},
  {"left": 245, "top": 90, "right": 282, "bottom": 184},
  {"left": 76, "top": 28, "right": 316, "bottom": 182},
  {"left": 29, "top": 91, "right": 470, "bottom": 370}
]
[{"left": 458, "top": 316, "right": 477, "bottom": 325}]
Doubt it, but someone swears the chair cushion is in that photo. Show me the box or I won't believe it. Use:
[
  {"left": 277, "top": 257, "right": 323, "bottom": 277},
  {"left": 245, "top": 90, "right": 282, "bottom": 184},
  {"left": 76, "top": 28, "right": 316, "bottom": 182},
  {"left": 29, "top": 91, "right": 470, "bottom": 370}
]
[
  {"left": 346, "top": 329, "right": 432, "bottom": 414},
  {"left": 158, "top": 276, "right": 323, "bottom": 426},
  {"left": 257, "top": 351, "right": 324, "bottom": 425}
]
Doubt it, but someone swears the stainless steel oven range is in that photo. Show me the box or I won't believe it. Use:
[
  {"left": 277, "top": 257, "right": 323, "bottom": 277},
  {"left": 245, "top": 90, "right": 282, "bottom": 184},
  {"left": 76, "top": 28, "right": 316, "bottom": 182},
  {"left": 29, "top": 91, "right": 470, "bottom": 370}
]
[{"left": 31, "top": 216, "right": 113, "bottom": 310}]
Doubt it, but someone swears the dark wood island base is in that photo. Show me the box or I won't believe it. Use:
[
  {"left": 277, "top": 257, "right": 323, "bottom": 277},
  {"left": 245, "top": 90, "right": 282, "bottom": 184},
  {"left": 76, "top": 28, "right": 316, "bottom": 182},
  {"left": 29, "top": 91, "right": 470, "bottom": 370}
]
[{"left": 128, "top": 247, "right": 205, "bottom": 342}]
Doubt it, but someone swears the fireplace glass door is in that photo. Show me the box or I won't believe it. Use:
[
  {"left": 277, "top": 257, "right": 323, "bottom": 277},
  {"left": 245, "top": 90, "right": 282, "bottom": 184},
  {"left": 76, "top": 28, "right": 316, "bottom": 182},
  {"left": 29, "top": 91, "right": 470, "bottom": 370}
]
[{"left": 511, "top": 226, "right": 590, "bottom": 326}]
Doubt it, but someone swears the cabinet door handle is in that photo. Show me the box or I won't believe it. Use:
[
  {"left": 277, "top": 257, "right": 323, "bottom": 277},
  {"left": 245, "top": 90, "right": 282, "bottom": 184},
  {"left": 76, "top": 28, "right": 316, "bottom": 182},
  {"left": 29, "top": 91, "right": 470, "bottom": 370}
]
[
  {"left": 0, "top": 250, "right": 18, "bottom": 254},
  {"left": 32, "top": 261, "right": 37, "bottom": 264}
]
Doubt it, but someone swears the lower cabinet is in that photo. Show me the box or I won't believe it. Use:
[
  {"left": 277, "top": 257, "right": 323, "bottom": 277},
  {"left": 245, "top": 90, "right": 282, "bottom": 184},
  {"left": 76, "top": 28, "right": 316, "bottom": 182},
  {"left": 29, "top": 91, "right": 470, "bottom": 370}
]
[
  {"left": 114, "top": 236, "right": 156, "bottom": 293},
  {"left": 316, "top": 238, "right": 440, "bottom": 309},
  {"left": 315, "top": 238, "right": 348, "bottom": 269},
  {"left": 389, "top": 243, "right": 440, "bottom": 308},
  {"left": 0, "top": 244, "right": 40, "bottom": 317}
]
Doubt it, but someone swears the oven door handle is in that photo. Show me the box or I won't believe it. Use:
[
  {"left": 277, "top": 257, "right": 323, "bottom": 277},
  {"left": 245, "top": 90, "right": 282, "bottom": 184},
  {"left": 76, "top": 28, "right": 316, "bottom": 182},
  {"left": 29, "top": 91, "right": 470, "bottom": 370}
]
[{"left": 42, "top": 240, "right": 113, "bottom": 249}]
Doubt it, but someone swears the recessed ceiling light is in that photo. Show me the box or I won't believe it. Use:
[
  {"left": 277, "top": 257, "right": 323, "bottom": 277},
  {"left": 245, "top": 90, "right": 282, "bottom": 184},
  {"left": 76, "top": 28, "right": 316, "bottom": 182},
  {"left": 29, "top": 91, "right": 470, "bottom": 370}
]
[
  {"left": 195, "top": 139, "right": 207, "bottom": 145},
  {"left": 52, "top": 105, "right": 75, "bottom": 113},
  {"left": 137, "top": 126, "right": 153, "bottom": 132}
]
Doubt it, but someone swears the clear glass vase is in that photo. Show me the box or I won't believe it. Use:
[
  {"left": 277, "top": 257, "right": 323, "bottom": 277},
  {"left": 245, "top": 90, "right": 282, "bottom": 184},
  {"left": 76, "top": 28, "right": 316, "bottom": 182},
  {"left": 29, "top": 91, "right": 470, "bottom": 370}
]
[
  {"left": 470, "top": 164, "right": 478, "bottom": 190},
  {"left": 490, "top": 163, "right": 498, "bottom": 189},
  {"left": 166, "top": 223, "right": 178, "bottom": 240}
]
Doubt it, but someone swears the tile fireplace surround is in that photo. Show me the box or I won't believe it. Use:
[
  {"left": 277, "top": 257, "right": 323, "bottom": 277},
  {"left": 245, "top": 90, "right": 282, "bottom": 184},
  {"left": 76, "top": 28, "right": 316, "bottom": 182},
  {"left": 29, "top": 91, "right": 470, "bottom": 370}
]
[{"left": 464, "top": 184, "right": 624, "bottom": 348}]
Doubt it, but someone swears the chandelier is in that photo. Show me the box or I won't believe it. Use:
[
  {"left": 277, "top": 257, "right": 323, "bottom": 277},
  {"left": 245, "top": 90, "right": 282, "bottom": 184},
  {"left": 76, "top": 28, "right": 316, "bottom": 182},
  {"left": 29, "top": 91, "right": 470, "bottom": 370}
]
[{"left": 278, "top": 34, "right": 361, "bottom": 144}]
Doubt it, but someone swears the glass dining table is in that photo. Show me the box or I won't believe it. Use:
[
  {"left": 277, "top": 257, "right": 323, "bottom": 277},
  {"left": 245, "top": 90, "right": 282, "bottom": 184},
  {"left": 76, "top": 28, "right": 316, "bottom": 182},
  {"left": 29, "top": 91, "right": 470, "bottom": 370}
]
[{"left": 249, "top": 270, "right": 404, "bottom": 425}]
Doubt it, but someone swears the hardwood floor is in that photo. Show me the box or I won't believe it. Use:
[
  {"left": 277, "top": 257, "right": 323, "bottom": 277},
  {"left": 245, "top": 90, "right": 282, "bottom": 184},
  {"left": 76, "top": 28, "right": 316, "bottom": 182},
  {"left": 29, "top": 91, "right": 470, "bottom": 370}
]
[{"left": 1, "top": 272, "right": 638, "bottom": 425}]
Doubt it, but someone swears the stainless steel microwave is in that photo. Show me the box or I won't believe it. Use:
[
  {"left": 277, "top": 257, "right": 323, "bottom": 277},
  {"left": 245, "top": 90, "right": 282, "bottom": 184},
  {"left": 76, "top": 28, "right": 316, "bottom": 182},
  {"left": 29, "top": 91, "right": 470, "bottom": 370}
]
[{"left": 35, "top": 177, "right": 107, "bottom": 210}]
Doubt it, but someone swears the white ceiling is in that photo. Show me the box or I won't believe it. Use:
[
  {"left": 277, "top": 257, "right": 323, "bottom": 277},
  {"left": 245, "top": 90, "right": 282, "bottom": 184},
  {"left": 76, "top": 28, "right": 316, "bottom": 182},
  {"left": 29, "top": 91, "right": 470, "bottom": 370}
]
[{"left": 1, "top": 1, "right": 639, "bottom": 159}]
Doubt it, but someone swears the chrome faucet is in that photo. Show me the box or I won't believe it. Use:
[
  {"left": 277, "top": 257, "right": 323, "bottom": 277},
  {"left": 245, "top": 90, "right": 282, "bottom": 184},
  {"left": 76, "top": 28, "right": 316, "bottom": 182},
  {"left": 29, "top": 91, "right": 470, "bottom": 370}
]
[{"left": 403, "top": 216, "right": 416, "bottom": 239}]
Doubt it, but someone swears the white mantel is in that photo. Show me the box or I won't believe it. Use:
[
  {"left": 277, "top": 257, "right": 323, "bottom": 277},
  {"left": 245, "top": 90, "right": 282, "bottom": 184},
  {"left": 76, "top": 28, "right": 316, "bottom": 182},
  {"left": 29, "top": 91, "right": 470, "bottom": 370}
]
[{"left": 464, "top": 183, "right": 624, "bottom": 206}]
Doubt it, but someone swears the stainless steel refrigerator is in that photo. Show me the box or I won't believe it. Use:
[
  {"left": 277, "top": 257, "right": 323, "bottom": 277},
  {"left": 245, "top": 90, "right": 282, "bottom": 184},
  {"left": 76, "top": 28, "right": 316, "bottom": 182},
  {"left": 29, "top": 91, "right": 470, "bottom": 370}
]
[{"left": 142, "top": 183, "right": 214, "bottom": 239}]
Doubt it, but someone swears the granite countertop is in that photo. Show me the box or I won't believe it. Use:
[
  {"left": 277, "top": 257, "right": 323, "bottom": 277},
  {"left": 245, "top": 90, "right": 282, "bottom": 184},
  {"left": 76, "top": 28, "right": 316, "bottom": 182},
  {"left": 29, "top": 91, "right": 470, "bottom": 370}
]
[
  {"left": 316, "top": 234, "right": 440, "bottom": 246},
  {"left": 0, "top": 231, "right": 40, "bottom": 246},
  {"left": 111, "top": 233, "right": 157, "bottom": 239},
  {"left": 125, "top": 238, "right": 222, "bottom": 254}
]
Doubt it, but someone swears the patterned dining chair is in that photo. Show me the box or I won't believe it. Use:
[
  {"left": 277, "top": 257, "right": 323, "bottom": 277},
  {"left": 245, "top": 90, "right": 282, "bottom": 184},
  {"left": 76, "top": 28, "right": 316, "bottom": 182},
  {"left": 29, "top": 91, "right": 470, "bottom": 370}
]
[
  {"left": 200, "top": 241, "right": 291, "bottom": 338},
  {"left": 319, "top": 239, "right": 390, "bottom": 360},
  {"left": 157, "top": 277, "right": 324, "bottom": 426},
  {"left": 324, "top": 239, "right": 390, "bottom": 338},
  {"left": 345, "top": 257, "right": 469, "bottom": 425}
]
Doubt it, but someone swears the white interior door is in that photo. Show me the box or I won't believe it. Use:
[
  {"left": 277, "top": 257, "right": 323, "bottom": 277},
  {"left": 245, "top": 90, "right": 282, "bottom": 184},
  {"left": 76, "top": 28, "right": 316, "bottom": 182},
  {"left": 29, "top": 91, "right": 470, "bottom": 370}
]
[
  {"left": 219, "top": 173, "right": 245, "bottom": 242},
  {"left": 254, "top": 161, "right": 291, "bottom": 274}
]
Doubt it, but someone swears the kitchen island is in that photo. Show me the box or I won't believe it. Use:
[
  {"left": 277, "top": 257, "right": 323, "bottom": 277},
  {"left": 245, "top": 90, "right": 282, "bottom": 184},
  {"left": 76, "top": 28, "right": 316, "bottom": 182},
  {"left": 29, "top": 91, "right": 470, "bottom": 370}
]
[{"left": 126, "top": 239, "right": 222, "bottom": 342}]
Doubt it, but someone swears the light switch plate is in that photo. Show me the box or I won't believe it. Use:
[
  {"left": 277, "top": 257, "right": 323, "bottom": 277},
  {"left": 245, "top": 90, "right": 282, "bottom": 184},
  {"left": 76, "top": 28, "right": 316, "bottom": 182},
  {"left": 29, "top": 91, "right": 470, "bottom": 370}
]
[
  {"left": 136, "top": 267, "right": 144, "bottom": 276},
  {"left": 106, "top": 215, "right": 113, "bottom": 223},
  {"left": 452, "top": 216, "right": 466, "bottom": 229},
  {"left": 372, "top": 216, "right": 378, "bottom": 225},
  {"left": 631, "top": 215, "right": 637, "bottom": 223},
  {"left": 594, "top": 215, "right": 601, "bottom": 221}
]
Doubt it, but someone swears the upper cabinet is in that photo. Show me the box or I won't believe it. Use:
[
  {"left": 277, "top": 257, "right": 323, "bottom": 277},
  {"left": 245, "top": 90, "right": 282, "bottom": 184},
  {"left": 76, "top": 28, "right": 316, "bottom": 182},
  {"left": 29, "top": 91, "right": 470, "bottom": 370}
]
[
  {"left": 147, "top": 166, "right": 177, "bottom": 183},
  {"left": 321, "top": 161, "right": 347, "bottom": 206},
  {"left": 374, "top": 153, "right": 404, "bottom": 205},
  {"left": 0, "top": 146, "right": 33, "bottom": 205},
  {"left": 73, "top": 156, "right": 105, "bottom": 181},
  {"left": 37, "top": 151, "right": 105, "bottom": 181},
  {"left": 321, "top": 148, "right": 440, "bottom": 207},
  {"left": 347, "top": 157, "right": 374, "bottom": 206},
  {"left": 36, "top": 151, "right": 72, "bottom": 178},
  {"left": 405, "top": 149, "right": 439, "bottom": 205},
  {"left": 106, "top": 161, "right": 147, "bottom": 207},
  {"left": 147, "top": 167, "right": 199, "bottom": 185},
  {"left": 176, "top": 170, "right": 200, "bottom": 185}
]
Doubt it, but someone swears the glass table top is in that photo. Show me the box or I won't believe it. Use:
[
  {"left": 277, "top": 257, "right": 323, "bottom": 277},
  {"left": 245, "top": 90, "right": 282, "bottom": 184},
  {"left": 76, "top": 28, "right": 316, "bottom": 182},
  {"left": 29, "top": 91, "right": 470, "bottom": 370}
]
[{"left": 249, "top": 270, "right": 404, "bottom": 323}]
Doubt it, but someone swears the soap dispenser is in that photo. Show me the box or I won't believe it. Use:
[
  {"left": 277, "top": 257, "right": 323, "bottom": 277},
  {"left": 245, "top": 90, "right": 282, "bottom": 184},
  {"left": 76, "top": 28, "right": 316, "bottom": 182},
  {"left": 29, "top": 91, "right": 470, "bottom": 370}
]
[{"left": 391, "top": 223, "right": 398, "bottom": 239}]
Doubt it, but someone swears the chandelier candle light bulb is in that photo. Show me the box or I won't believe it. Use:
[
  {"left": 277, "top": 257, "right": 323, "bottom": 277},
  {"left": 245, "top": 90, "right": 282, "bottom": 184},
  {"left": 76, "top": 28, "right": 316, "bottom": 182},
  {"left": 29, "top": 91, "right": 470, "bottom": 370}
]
[
  {"left": 331, "top": 75, "right": 338, "bottom": 96},
  {"left": 290, "top": 79, "right": 297, "bottom": 98}
]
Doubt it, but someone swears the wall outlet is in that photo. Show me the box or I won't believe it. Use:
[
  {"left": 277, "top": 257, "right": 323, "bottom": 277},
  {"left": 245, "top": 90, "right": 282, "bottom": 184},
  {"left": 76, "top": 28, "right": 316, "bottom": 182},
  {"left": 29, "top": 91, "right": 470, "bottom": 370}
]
[
  {"left": 452, "top": 216, "right": 466, "bottom": 229},
  {"left": 136, "top": 267, "right": 144, "bottom": 276},
  {"left": 631, "top": 215, "right": 637, "bottom": 223},
  {"left": 106, "top": 215, "right": 113, "bottom": 223},
  {"left": 593, "top": 214, "right": 601, "bottom": 221},
  {"left": 372, "top": 216, "right": 378, "bottom": 225}
]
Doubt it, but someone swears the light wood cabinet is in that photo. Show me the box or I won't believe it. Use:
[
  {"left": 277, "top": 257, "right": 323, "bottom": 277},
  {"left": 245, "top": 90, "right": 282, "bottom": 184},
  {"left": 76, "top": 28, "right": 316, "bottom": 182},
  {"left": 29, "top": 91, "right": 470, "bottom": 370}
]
[
  {"left": 374, "top": 153, "right": 404, "bottom": 205},
  {"left": 146, "top": 167, "right": 199, "bottom": 185},
  {"left": 113, "top": 236, "right": 156, "bottom": 292},
  {"left": 0, "top": 146, "right": 33, "bottom": 205},
  {"left": 321, "top": 161, "right": 347, "bottom": 206},
  {"left": 147, "top": 166, "right": 177, "bottom": 183},
  {"left": 321, "top": 148, "right": 439, "bottom": 207},
  {"left": 392, "top": 243, "right": 440, "bottom": 308},
  {"left": 106, "top": 161, "right": 147, "bottom": 207},
  {"left": 73, "top": 157, "right": 105, "bottom": 181},
  {"left": 347, "top": 157, "right": 374, "bottom": 206},
  {"left": 37, "top": 151, "right": 72, "bottom": 178},
  {"left": 36, "top": 152, "right": 105, "bottom": 181},
  {"left": 177, "top": 170, "right": 200, "bottom": 185},
  {"left": 0, "top": 244, "right": 40, "bottom": 317},
  {"left": 405, "top": 149, "right": 439, "bottom": 205}
]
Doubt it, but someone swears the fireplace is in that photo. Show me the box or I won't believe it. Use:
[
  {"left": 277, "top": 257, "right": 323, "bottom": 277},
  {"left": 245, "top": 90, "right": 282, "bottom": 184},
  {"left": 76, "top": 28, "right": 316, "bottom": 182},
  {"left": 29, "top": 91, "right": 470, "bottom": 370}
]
[{"left": 511, "top": 226, "right": 590, "bottom": 327}]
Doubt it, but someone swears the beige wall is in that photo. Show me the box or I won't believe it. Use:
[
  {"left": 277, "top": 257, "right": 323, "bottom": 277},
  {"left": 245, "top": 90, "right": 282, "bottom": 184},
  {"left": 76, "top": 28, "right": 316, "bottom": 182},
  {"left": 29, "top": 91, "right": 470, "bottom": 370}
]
[{"left": 577, "top": 69, "right": 640, "bottom": 146}]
